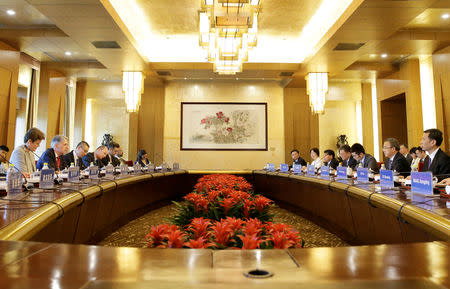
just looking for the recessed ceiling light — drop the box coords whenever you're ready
[6,9,15,16]
[184,77,187,80]
[65,51,72,56]
[236,78,239,80]
[442,13,449,19]
[381,53,388,58]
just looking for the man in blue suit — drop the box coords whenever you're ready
[36,135,69,171]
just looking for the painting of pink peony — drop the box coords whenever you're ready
[181,103,267,150]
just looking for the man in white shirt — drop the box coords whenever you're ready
[63,141,90,170]
[420,128,450,181]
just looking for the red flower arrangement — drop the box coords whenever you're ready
[146,174,304,250]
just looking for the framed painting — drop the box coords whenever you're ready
[181,102,268,150]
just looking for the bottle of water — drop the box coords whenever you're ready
[105,162,114,179]
[39,162,54,189]
[89,162,99,179]
[346,166,353,177]
[381,163,386,170]
[68,162,80,183]
[6,164,22,196]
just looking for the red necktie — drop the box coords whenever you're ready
[57,156,61,170]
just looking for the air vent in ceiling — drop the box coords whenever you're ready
[156,71,171,76]
[91,41,121,49]
[333,43,365,51]
[279,71,294,77]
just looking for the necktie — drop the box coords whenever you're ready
[77,158,81,168]
[57,156,61,170]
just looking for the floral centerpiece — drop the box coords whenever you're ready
[145,174,304,249]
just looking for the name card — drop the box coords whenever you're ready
[120,164,128,176]
[267,163,275,172]
[307,165,315,176]
[40,168,55,189]
[320,166,329,176]
[89,166,99,179]
[68,166,80,183]
[336,166,347,179]
[379,169,394,188]
[411,172,433,195]
[280,164,289,173]
[357,167,369,182]
[293,164,302,174]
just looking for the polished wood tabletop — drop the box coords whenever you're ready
[0,240,447,289]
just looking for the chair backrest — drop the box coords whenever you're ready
[377,162,384,169]
[125,160,133,166]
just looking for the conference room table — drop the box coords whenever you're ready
[0,169,448,288]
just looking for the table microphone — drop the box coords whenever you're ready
[0,155,34,191]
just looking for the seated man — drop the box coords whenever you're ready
[382,138,411,177]
[323,149,339,170]
[339,145,357,170]
[9,127,45,177]
[82,145,108,168]
[102,142,121,167]
[290,149,306,167]
[350,143,379,173]
[0,145,10,173]
[115,148,127,165]
[420,128,450,181]
[63,141,90,170]
[400,143,413,165]
[37,135,69,171]
[415,147,428,163]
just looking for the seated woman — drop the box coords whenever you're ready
[410,147,420,171]
[310,147,323,170]
[135,149,150,167]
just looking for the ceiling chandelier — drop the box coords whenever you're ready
[199,0,261,75]
[305,72,328,114]
[122,71,144,113]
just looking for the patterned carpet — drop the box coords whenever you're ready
[97,203,348,248]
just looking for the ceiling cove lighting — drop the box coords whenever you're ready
[305,72,328,114]
[122,71,144,113]
[442,13,449,19]
[199,0,261,74]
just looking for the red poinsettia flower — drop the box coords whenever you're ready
[254,195,273,212]
[207,190,220,202]
[242,199,253,218]
[211,221,233,246]
[187,217,212,239]
[166,229,186,248]
[184,192,209,212]
[239,234,263,249]
[184,237,216,249]
[219,197,238,215]
[269,231,296,249]
[243,218,263,236]
[145,224,169,247]
[223,217,245,232]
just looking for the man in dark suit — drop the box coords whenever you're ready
[383,138,411,177]
[420,128,450,181]
[400,144,413,165]
[323,149,339,170]
[63,141,90,170]
[351,143,379,173]
[290,149,307,167]
[339,145,357,169]
[102,142,121,167]
[82,146,108,168]
[37,135,69,171]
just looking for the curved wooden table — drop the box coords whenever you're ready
[0,170,448,288]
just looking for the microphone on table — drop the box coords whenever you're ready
[0,154,34,191]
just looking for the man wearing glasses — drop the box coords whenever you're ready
[63,141,90,170]
[382,138,411,177]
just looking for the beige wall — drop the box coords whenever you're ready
[85,80,131,160]
[318,82,361,159]
[164,81,285,170]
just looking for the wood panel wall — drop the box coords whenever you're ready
[137,85,165,165]
[283,88,319,163]
[74,80,87,144]
[361,82,374,154]
[432,46,450,152]
[0,41,20,151]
